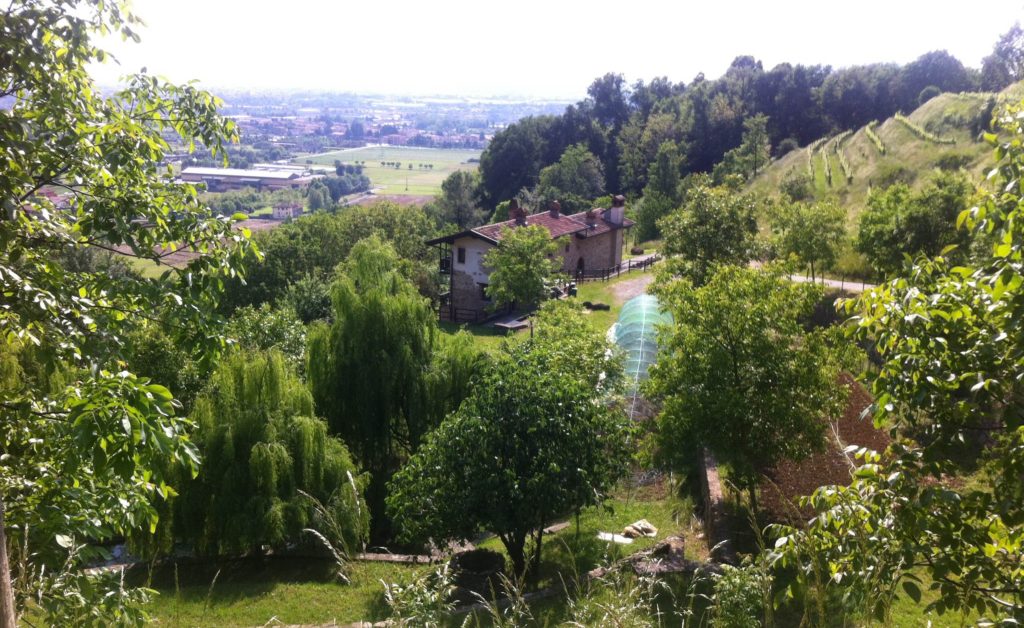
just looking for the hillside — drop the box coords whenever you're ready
[749,81,1024,223]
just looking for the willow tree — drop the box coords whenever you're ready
[308,236,482,539]
[176,350,367,557]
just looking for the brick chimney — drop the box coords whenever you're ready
[548,200,561,218]
[510,198,527,225]
[607,195,626,226]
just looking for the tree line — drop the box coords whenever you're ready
[477,27,1023,209]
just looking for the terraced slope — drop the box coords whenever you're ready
[749,81,1024,222]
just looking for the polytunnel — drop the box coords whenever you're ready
[612,294,672,396]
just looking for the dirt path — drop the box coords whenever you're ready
[610,272,656,304]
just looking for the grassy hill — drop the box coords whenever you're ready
[749,82,1024,224]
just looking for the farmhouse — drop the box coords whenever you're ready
[179,166,317,192]
[427,195,634,322]
[272,203,303,220]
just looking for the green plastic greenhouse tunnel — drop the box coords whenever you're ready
[612,294,672,412]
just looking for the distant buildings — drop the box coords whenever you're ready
[179,166,318,192]
[272,203,303,220]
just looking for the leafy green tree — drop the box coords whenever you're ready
[649,266,848,509]
[307,237,481,539]
[435,170,486,229]
[635,141,683,242]
[770,199,847,281]
[981,22,1024,91]
[856,171,973,276]
[176,350,367,557]
[484,225,562,310]
[658,184,760,286]
[123,325,203,414]
[713,114,771,182]
[0,2,257,623]
[617,111,690,194]
[225,303,306,373]
[220,201,439,313]
[537,143,606,213]
[387,304,631,577]
[772,103,1024,624]
[283,273,333,324]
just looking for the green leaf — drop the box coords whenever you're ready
[902,580,922,604]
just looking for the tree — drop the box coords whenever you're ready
[307,237,481,539]
[435,170,487,229]
[770,199,847,281]
[536,143,606,213]
[387,303,631,577]
[856,171,973,276]
[649,265,848,509]
[175,350,368,557]
[740,113,771,178]
[225,303,307,372]
[712,113,771,182]
[483,225,562,310]
[772,102,1024,624]
[981,23,1024,91]
[220,201,439,314]
[635,141,683,242]
[0,2,257,624]
[658,183,760,286]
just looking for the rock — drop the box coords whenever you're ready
[622,519,658,538]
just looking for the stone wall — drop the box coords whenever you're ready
[560,229,625,273]
[450,269,491,314]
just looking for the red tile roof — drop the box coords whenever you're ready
[428,209,633,246]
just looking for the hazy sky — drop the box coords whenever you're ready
[91,0,1024,99]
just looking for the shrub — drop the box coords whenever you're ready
[933,151,973,171]
[918,85,942,105]
[776,137,799,157]
[780,172,813,201]
[874,162,916,188]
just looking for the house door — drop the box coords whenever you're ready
[576,257,585,278]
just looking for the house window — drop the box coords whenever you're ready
[457,247,466,264]
[479,284,491,302]
[565,243,570,252]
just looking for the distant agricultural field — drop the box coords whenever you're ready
[294,145,482,197]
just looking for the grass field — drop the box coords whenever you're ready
[135,478,701,627]
[294,145,481,197]
[137,558,425,627]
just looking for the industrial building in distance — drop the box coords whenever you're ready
[178,165,319,192]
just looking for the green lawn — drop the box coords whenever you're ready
[573,268,655,334]
[136,557,426,627]
[294,146,481,197]
[127,257,169,279]
[134,478,701,627]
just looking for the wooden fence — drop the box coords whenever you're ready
[573,254,660,283]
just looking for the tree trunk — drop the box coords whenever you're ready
[529,525,544,583]
[748,484,759,519]
[502,531,527,580]
[0,500,17,628]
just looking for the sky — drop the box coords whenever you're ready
[91,0,1024,100]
